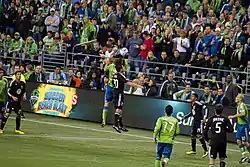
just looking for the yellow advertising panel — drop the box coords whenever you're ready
[31,84,78,117]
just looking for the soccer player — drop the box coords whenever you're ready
[228,94,250,163]
[0,71,26,134]
[101,58,116,127]
[153,105,180,167]
[182,93,209,158]
[112,64,142,133]
[203,104,234,167]
[0,68,8,131]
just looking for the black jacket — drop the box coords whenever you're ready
[159,80,178,99]
[146,86,158,97]
[28,72,46,83]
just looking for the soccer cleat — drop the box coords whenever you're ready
[113,125,121,133]
[202,151,209,158]
[120,127,128,132]
[239,157,248,164]
[248,157,250,163]
[15,130,25,135]
[101,123,105,128]
[0,129,3,134]
[186,151,197,155]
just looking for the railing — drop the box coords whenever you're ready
[0,43,249,94]
[66,52,249,93]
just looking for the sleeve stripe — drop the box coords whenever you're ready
[7,80,15,97]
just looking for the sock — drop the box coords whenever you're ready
[114,113,120,127]
[191,138,196,152]
[0,113,9,130]
[119,116,124,128]
[102,106,108,124]
[220,161,226,167]
[246,145,250,153]
[16,115,21,130]
[239,145,246,156]
[199,138,208,152]
[155,160,161,167]
[209,165,214,167]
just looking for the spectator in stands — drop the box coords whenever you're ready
[199,86,213,104]
[124,2,136,24]
[126,30,143,75]
[159,72,178,99]
[173,30,190,63]
[49,66,67,83]
[231,41,244,69]
[212,88,229,106]
[11,64,26,82]
[59,0,72,20]
[106,6,117,31]
[68,69,82,88]
[11,32,25,55]
[80,16,96,44]
[45,8,60,33]
[43,31,54,48]
[7,59,17,75]
[4,2,17,36]
[218,38,233,77]
[143,51,158,73]
[16,8,32,39]
[25,36,38,64]
[158,51,171,74]
[64,31,77,53]
[32,7,46,43]
[173,83,195,101]
[145,79,158,97]
[223,75,238,106]
[202,26,216,56]
[78,0,93,19]
[29,65,46,82]
[140,31,154,70]
[24,64,34,81]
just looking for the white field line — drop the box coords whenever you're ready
[1,134,151,143]
[9,117,239,153]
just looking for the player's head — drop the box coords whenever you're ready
[103,75,109,84]
[236,94,244,104]
[0,68,4,78]
[215,104,223,115]
[15,70,22,80]
[165,105,173,116]
[191,93,198,102]
[116,65,124,73]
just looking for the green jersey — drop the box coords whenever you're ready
[237,102,249,125]
[0,77,8,102]
[153,116,180,144]
[105,63,116,87]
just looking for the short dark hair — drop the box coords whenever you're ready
[116,65,123,72]
[15,70,21,75]
[192,93,198,99]
[165,105,173,116]
[215,104,223,115]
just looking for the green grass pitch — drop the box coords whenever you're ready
[0,113,248,167]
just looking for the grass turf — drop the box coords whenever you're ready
[0,113,248,167]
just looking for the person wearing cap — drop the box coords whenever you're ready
[10,32,25,54]
[32,7,46,43]
[44,8,60,33]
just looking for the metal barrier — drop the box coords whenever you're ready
[0,44,67,73]
[65,52,249,94]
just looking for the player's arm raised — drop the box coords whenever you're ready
[127,81,143,89]
[153,118,162,143]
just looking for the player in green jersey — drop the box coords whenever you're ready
[153,105,180,167]
[101,58,117,127]
[229,94,250,164]
[0,68,8,134]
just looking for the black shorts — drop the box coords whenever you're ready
[6,101,22,114]
[209,143,227,159]
[191,121,204,137]
[113,92,124,109]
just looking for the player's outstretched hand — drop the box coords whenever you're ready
[12,96,18,101]
[228,115,234,119]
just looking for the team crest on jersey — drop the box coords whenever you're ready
[17,89,21,95]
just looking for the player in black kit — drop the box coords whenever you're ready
[112,64,142,133]
[0,71,26,134]
[182,93,209,158]
[203,104,233,167]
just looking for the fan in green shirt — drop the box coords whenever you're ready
[153,105,180,167]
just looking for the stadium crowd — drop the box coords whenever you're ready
[0,0,250,106]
